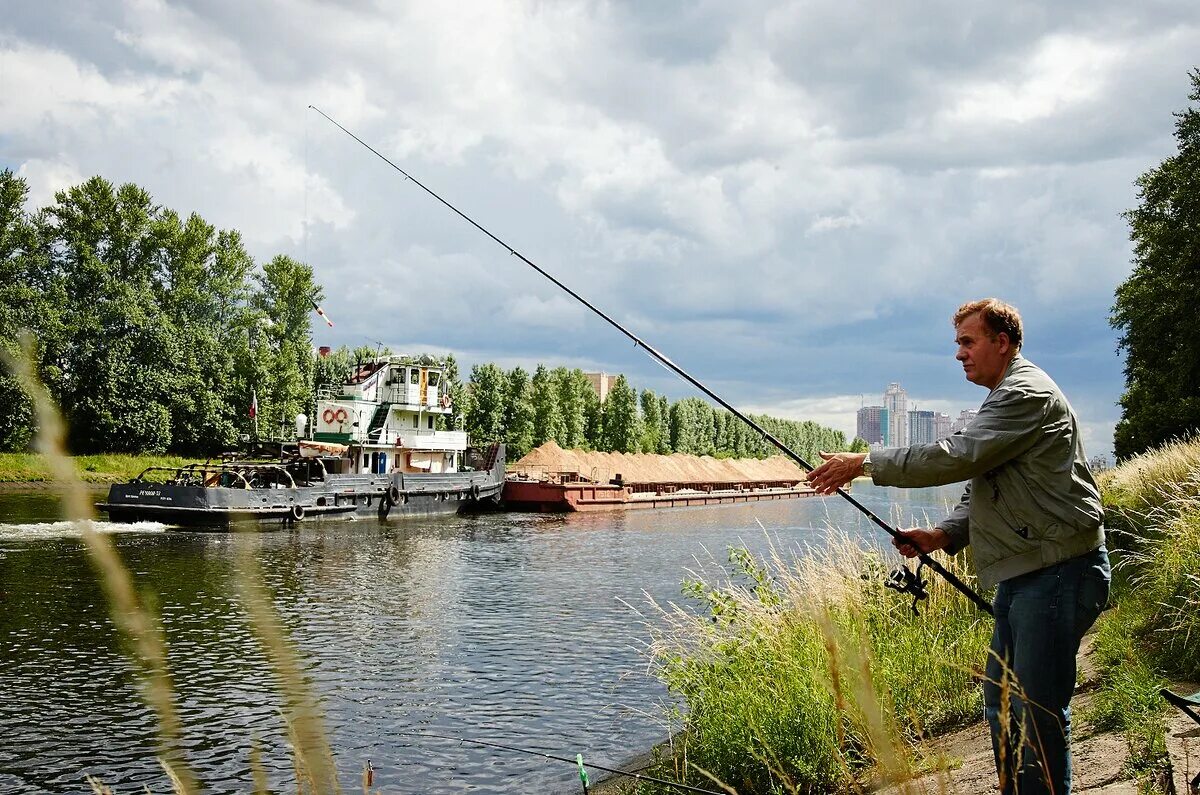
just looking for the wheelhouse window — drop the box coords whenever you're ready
[409,368,420,385]
[428,371,440,387]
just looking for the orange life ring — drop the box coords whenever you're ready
[439,394,452,409]
[334,408,348,423]
[322,408,336,424]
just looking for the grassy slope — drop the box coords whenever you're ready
[1084,438,1200,791]
[631,439,1200,794]
[0,452,205,483]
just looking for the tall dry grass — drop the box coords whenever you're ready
[1081,436,1200,792]
[641,534,991,793]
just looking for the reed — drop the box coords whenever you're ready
[1082,437,1200,792]
[642,533,991,793]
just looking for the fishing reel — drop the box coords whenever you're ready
[884,560,929,615]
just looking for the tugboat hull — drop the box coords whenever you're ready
[97,447,505,528]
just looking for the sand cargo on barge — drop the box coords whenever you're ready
[502,441,819,512]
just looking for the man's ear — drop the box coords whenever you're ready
[997,332,1012,355]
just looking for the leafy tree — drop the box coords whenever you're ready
[669,398,696,453]
[849,437,870,453]
[530,364,565,447]
[313,346,355,407]
[581,373,604,449]
[601,375,641,452]
[0,171,53,450]
[503,367,534,458]
[656,394,671,453]
[639,389,664,453]
[555,367,588,448]
[1111,70,1200,459]
[45,177,176,452]
[156,213,255,452]
[465,363,506,442]
[249,255,321,440]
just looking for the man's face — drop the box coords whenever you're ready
[955,312,1012,389]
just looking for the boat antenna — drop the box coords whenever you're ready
[307,105,992,617]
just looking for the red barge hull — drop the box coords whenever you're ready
[502,478,819,512]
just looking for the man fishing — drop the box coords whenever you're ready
[806,298,1110,795]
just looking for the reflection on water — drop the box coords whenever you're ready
[0,481,965,793]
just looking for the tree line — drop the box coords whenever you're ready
[454,363,849,463]
[0,171,320,453]
[0,170,848,461]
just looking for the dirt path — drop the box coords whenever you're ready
[883,635,1199,794]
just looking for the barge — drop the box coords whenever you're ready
[503,473,817,512]
[98,355,505,526]
[501,441,819,512]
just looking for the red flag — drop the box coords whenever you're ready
[249,389,258,419]
[311,299,335,328]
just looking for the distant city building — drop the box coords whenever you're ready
[908,410,937,445]
[584,372,616,403]
[856,405,886,445]
[883,383,908,447]
[934,412,953,440]
[951,409,978,434]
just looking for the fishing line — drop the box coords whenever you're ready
[307,105,992,617]
[394,729,726,795]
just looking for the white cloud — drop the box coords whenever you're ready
[946,35,1124,126]
[16,157,84,208]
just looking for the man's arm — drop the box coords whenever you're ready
[869,387,1049,488]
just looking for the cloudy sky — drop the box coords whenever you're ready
[3,1,1198,458]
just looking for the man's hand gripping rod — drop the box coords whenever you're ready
[309,105,994,618]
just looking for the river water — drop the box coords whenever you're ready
[0,482,963,794]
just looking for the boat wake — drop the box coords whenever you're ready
[0,520,172,539]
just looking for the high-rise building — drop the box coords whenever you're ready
[584,372,616,403]
[908,410,937,445]
[934,412,953,440]
[856,405,886,445]
[883,383,908,447]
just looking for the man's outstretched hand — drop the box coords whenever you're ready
[805,451,866,494]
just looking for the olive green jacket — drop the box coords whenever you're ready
[869,355,1104,590]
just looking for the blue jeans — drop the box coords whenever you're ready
[984,547,1110,795]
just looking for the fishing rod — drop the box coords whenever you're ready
[394,729,726,795]
[308,105,993,618]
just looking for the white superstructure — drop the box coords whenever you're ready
[313,356,466,474]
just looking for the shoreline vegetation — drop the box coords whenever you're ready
[0,452,205,485]
[598,437,1200,794]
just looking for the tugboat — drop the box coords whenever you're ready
[97,355,505,527]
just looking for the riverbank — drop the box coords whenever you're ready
[0,452,202,485]
[610,438,1200,794]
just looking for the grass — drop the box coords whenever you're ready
[639,536,992,793]
[0,452,205,483]
[1083,437,1200,793]
[627,439,1200,794]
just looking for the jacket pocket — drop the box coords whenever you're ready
[985,466,1043,541]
